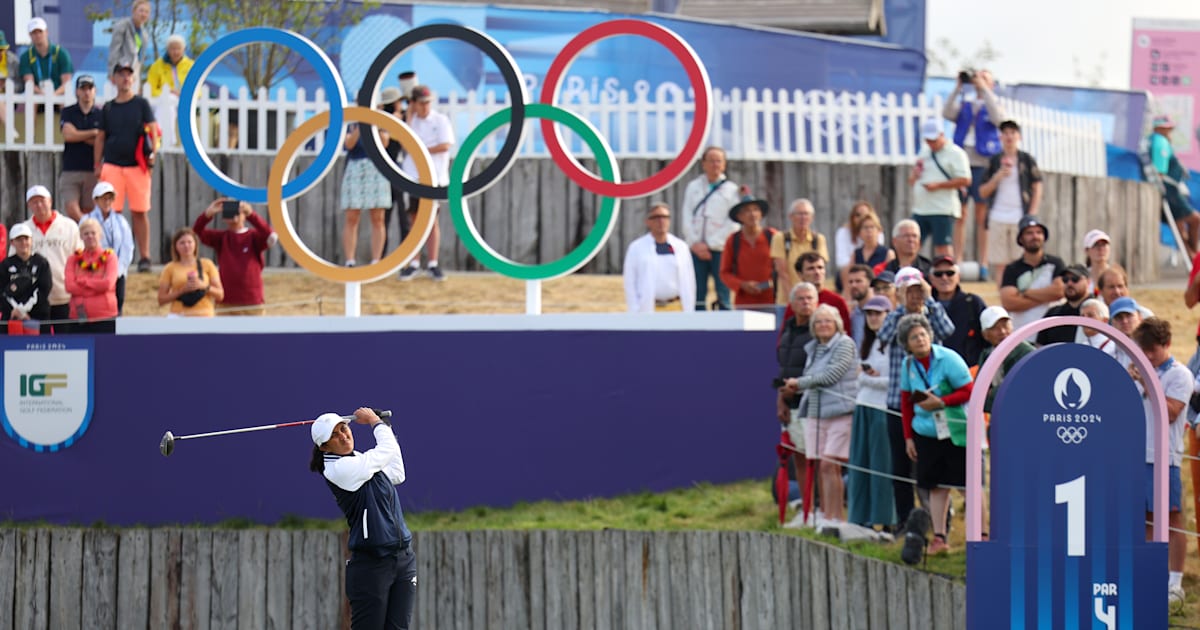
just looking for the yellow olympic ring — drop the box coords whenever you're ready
[267,106,437,283]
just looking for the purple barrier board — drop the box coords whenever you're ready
[0,330,777,525]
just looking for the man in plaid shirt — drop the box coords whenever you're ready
[876,267,955,529]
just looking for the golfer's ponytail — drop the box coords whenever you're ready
[309,445,325,473]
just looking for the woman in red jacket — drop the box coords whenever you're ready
[65,218,119,334]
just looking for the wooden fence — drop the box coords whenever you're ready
[0,152,1161,283]
[0,527,965,630]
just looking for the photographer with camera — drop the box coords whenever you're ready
[943,69,1006,277]
[193,198,276,316]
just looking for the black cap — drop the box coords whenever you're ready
[1016,215,1049,245]
[1059,263,1089,279]
[76,74,95,88]
[728,195,768,223]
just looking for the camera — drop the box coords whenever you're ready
[958,69,975,84]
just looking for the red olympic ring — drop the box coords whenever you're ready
[539,19,713,199]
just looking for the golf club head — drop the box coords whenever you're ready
[160,431,175,457]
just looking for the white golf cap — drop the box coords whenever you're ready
[980,305,1011,331]
[9,223,32,241]
[92,181,116,199]
[921,118,943,140]
[25,185,51,202]
[27,17,47,33]
[311,413,349,446]
[894,266,923,289]
[1082,229,1110,249]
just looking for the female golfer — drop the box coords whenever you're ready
[310,407,416,628]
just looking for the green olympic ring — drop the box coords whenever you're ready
[447,103,620,281]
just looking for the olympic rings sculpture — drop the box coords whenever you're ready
[178,20,712,283]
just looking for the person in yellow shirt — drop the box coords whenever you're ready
[146,35,192,97]
[771,198,829,304]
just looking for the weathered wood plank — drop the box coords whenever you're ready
[483,530,505,629]
[906,571,934,628]
[885,560,910,630]
[718,530,740,630]
[180,530,213,630]
[148,529,181,630]
[48,529,82,630]
[289,530,316,630]
[14,529,49,630]
[208,530,239,630]
[466,530,488,630]
[81,530,118,630]
[264,530,291,630]
[236,530,266,630]
[595,530,617,630]
[770,532,793,630]
[845,553,869,630]
[502,531,530,629]
[792,535,811,630]
[576,530,596,630]
[117,529,151,630]
[667,532,690,630]
[309,531,342,630]
[0,529,16,630]
[827,542,849,629]
[867,557,891,629]
[809,542,831,630]
[931,575,957,630]
[529,530,547,630]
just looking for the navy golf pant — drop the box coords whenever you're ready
[346,545,417,630]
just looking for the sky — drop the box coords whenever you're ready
[926,0,1200,90]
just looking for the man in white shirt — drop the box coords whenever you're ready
[978,120,1043,281]
[908,119,971,259]
[399,85,455,282]
[680,146,741,310]
[622,204,695,313]
[21,185,81,333]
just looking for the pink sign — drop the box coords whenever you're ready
[1132,19,1200,170]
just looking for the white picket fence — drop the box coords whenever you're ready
[0,79,1107,176]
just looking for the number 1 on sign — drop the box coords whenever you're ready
[1055,475,1086,557]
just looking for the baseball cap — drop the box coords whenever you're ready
[1082,229,1110,249]
[310,413,349,447]
[92,181,115,199]
[113,58,136,73]
[895,266,923,288]
[410,85,433,103]
[931,254,956,267]
[0,30,9,49]
[1109,297,1141,319]
[1152,114,1176,129]
[379,87,403,106]
[76,74,96,89]
[1058,263,1089,279]
[980,306,1011,331]
[27,17,47,34]
[9,223,32,241]
[863,295,892,312]
[871,270,896,286]
[921,118,943,140]
[25,185,51,202]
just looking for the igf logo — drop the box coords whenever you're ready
[20,374,67,397]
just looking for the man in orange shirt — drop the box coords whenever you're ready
[719,196,774,308]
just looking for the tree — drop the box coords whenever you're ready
[185,0,375,93]
[89,0,376,92]
[927,37,1002,77]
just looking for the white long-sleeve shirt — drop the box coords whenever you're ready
[623,232,696,313]
[680,174,740,250]
[323,423,406,492]
[25,214,81,307]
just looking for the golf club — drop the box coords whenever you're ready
[160,408,392,457]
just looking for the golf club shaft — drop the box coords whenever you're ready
[172,419,318,442]
[173,409,391,442]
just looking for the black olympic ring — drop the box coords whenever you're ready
[1056,426,1088,445]
[356,23,529,200]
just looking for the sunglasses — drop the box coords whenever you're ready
[1062,274,1084,283]
[647,215,670,220]
[931,270,956,278]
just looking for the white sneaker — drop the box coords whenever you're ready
[1169,584,1185,611]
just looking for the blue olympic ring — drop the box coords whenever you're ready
[177,28,347,203]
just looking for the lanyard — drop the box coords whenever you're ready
[910,354,935,391]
